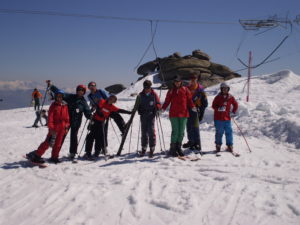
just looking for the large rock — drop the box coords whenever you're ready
[137,50,241,88]
[192,49,211,61]
[105,84,126,94]
[160,58,211,72]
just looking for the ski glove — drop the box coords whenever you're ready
[191,107,198,112]
[230,112,237,118]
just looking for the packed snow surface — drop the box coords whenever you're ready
[0,70,300,225]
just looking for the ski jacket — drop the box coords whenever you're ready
[32,90,42,99]
[94,99,119,121]
[162,86,195,118]
[138,89,161,116]
[88,89,110,107]
[50,85,92,128]
[47,101,70,132]
[212,93,238,121]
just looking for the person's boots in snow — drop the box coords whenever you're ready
[182,141,191,149]
[226,145,233,152]
[168,143,178,157]
[48,157,61,164]
[176,142,184,157]
[216,144,221,153]
[26,151,45,163]
[148,147,155,158]
[139,146,147,157]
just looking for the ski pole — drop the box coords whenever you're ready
[232,118,252,153]
[157,114,166,151]
[110,118,120,144]
[195,110,202,152]
[128,117,134,154]
[78,118,89,144]
[156,115,163,153]
[136,118,141,153]
[102,120,108,161]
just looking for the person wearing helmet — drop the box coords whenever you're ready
[137,80,161,158]
[26,90,70,164]
[212,82,238,153]
[46,80,92,159]
[162,75,196,157]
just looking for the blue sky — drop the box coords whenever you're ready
[0,0,299,89]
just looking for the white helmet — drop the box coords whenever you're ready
[220,82,230,89]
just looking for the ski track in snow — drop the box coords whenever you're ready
[0,70,300,225]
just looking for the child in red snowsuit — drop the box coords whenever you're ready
[26,90,70,164]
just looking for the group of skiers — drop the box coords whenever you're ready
[25,74,238,164]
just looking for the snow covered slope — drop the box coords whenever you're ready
[0,70,299,225]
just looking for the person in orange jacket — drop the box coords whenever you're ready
[84,95,131,159]
[32,88,43,111]
[26,90,70,164]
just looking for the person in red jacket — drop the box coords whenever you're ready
[84,95,131,159]
[212,82,238,153]
[26,90,70,164]
[162,76,196,157]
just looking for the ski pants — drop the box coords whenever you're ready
[214,120,233,146]
[69,125,80,155]
[140,114,156,148]
[36,130,65,159]
[85,120,106,155]
[34,98,40,111]
[110,111,126,133]
[170,117,188,144]
[186,109,200,146]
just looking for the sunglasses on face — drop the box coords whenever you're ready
[77,89,85,92]
[89,84,96,88]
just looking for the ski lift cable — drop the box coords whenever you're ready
[0,8,237,25]
[236,22,293,69]
[133,20,158,71]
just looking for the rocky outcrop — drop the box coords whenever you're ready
[105,84,126,94]
[137,50,241,88]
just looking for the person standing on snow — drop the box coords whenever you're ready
[31,88,42,111]
[162,76,196,157]
[137,80,161,158]
[87,81,127,134]
[46,80,92,159]
[212,82,238,153]
[84,95,131,159]
[183,74,208,151]
[26,90,70,164]
[32,109,48,128]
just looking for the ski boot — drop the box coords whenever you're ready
[182,141,191,148]
[48,157,61,164]
[83,152,93,160]
[26,151,45,163]
[176,142,184,157]
[148,147,155,158]
[139,147,147,157]
[216,144,221,153]
[226,145,233,152]
[69,153,76,160]
[168,143,178,157]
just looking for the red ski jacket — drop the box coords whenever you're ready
[212,93,238,121]
[162,86,195,118]
[48,101,70,132]
[94,99,119,121]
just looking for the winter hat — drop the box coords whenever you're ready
[76,84,87,94]
[143,80,152,89]
[173,75,182,82]
[55,90,64,99]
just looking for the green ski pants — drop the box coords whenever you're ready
[170,117,188,143]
